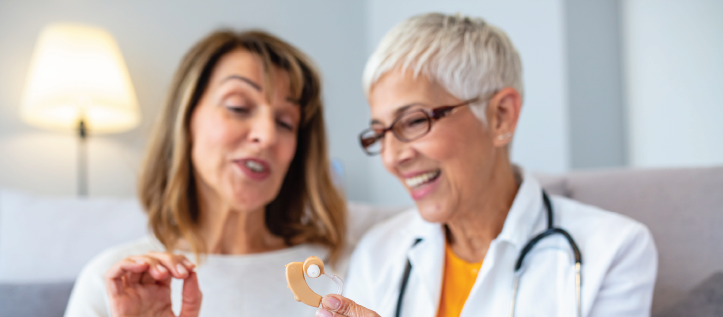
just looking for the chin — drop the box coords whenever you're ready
[414,199,452,224]
[228,188,271,212]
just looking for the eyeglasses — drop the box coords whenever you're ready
[359,98,479,155]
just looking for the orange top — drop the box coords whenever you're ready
[437,243,483,317]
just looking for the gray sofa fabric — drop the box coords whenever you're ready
[653,272,723,317]
[537,166,723,315]
[1,167,720,316]
[0,281,74,317]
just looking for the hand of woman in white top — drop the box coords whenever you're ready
[104,251,202,317]
[317,295,380,317]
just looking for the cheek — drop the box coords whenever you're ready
[190,109,243,173]
[196,110,243,149]
[414,132,464,162]
[417,124,493,182]
[277,134,298,171]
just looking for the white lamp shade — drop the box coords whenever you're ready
[21,23,140,133]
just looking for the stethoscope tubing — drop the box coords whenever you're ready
[396,191,583,317]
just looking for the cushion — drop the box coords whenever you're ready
[654,272,723,317]
[0,189,148,282]
[0,281,75,317]
[559,167,723,313]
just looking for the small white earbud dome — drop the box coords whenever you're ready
[307,264,321,278]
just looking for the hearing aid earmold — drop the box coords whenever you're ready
[285,256,344,307]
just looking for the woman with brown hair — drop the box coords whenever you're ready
[64,29,346,317]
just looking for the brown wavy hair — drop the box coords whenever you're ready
[138,30,347,264]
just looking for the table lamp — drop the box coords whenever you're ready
[20,23,140,196]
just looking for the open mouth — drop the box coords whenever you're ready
[236,158,271,181]
[244,160,266,173]
[404,170,441,188]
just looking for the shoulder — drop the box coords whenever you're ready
[552,195,654,245]
[345,209,422,309]
[545,196,657,314]
[346,209,424,283]
[353,208,422,257]
[550,195,657,282]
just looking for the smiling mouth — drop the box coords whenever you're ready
[244,160,266,173]
[404,170,441,188]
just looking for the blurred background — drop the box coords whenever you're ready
[0,0,721,206]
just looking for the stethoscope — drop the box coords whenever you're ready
[395,191,583,317]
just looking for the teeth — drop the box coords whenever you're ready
[404,171,440,188]
[245,160,265,173]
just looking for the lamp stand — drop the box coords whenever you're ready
[77,119,88,197]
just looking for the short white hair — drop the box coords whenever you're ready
[363,13,524,123]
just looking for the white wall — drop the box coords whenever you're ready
[365,0,570,206]
[9,0,717,206]
[0,0,371,200]
[566,0,627,169]
[622,0,723,168]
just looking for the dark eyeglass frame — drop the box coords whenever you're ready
[359,97,479,155]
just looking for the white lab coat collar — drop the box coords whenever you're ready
[400,167,546,316]
[495,167,546,249]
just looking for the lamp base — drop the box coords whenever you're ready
[77,119,88,197]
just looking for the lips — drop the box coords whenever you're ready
[235,158,271,181]
[402,170,442,200]
[404,170,441,188]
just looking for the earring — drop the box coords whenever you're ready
[497,132,512,140]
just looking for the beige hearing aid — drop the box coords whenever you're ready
[285,256,344,307]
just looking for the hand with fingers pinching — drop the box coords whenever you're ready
[103,251,202,317]
[316,295,380,317]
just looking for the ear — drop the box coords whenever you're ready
[487,87,522,148]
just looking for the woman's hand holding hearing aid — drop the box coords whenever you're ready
[104,251,202,317]
[317,295,381,317]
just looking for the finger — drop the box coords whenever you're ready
[316,308,367,317]
[104,258,149,296]
[320,295,380,317]
[146,252,193,279]
[106,258,149,279]
[128,271,143,285]
[152,253,196,271]
[127,255,171,280]
[140,271,156,285]
[179,272,202,317]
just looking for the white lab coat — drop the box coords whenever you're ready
[345,170,657,317]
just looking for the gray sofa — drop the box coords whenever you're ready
[537,166,723,316]
[1,166,721,316]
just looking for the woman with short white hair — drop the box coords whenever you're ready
[316,13,657,317]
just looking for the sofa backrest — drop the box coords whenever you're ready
[537,166,723,314]
[2,166,720,315]
[0,190,148,282]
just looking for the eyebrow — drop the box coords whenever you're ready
[222,75,262,91]
[369,103,420,125]
[222,75,301,105]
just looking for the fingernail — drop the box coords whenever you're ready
[156,264,167,273]
[176,264,188,276]
[316,309,332,317]
[322,296,341,310]
[183,259,196,269]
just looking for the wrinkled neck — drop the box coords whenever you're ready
[444,159,520,263]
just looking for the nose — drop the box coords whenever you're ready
[247,111,277,148]
[381,133,414,171]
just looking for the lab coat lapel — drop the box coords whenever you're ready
[461,169,547,316]
[405,221,446,317]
